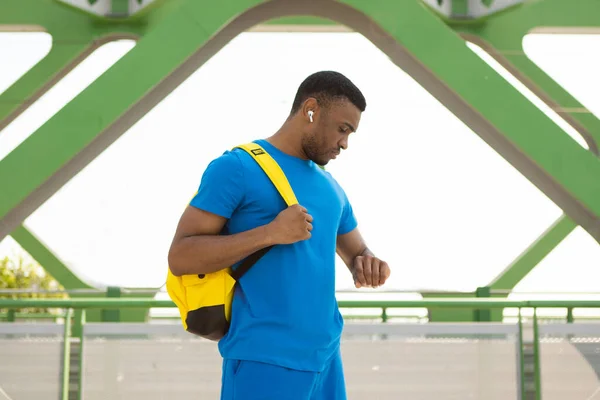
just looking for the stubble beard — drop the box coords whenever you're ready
[302,132,330,166]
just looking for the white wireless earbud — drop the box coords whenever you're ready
[308,110,314,123]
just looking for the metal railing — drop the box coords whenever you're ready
[2,298,600,400]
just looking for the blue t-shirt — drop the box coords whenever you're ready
[189,139,357,372]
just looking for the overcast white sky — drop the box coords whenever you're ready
[0,30,599,298]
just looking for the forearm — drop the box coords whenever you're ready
[168,225,273,276]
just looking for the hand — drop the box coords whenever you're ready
[266,204,313,245]
[351,255,390,288]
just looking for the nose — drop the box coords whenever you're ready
[339,137,348,150]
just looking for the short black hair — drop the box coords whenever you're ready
[290,71,366,115]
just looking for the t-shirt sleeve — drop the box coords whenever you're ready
[338,187,358,236]
[189,151,245,219]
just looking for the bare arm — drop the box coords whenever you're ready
[336,228,390,288]
[336,228,369,270]
[167,206,274,276]
[168,204,312,277]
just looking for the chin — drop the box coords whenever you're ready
[308,154,328,166]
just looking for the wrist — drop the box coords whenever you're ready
[261,223,278,247]
[359,247,374,257]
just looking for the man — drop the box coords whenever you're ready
[168,71,391,399]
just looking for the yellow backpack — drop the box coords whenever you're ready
[166,142,298,341]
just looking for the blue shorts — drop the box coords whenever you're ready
[220,349,346,400]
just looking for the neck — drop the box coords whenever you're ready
[266,119,309,160]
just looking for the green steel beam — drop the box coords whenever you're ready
[517,311,526,399]
[452,0,469,18]
[421,291,479,322]
[263,16,339,26]
[454,0,600,153]
[60,308,73,400]
[111,0,129,16]
[10,225,91,289]
[102,285,121,322]
[0,40,91,132]
[0,0,184,130]
[75,310,85,400]
[533,309,541,399]
[0,0,142,129]
[10,225,155,323]
[55,0,176,21]
[489,215,577,290]
[6,297,600,309]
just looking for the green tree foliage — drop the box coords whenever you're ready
[0,249,66,315]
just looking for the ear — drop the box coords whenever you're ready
[302,97,319,123]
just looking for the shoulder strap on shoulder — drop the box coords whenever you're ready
[234,142,298,206]
[229,142,297,281]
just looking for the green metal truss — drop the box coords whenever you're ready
[0,38,88,132]
[0,0,185,130]
[422,0,526,20]
[10,225,91,290]
[442,0,600,300]
[10,225,155,323]
[4,0,598,242]
[453,0,600,154]
[1,0,599,322]
[56,0,171,20]
[418,0,600,314]
[489,214,577,291]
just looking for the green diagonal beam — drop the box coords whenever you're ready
[11,224,157,323]
[1,4,83,128]
[0,0,180,130]
[0,42,90,131]
[10,225,91,289]
[0,0,136,129]
[454,0,600,152]
[489,215,577,290]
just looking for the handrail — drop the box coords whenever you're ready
[4,297,599,400]
[2,297,600,309]
[0,288,159,295]
[4,288,600,295]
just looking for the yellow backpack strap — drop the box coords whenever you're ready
[234,142,298,206]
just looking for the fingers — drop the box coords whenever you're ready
[303,207,312,238]
[353,256,391,289]
[353,257,366,288]
[293,204,313,223]
[299,205,313,231]
[379,262,390,286]
[293,204,307,213]
[363,257,373,287]
[371,258,380,288]
[302,207,313,233]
